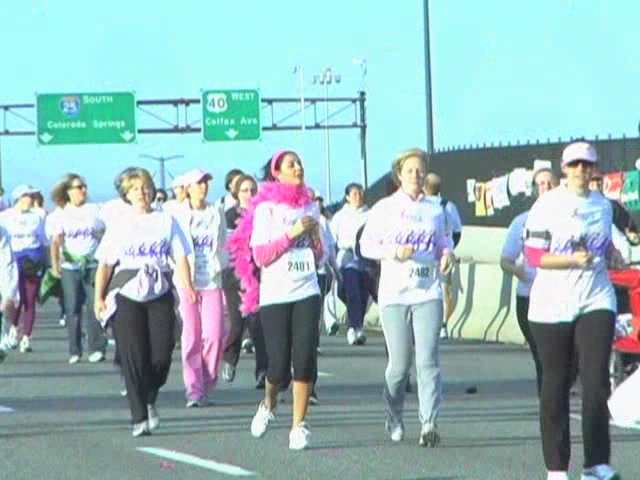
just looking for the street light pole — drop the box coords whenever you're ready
[138,154,184,190]
[353,59,368,188]
[313,67,341,204]
[423,0,435,154]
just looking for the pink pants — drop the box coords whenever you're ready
[177,288,225,401]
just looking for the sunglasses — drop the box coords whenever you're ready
[68,184,87,190]
[239,187,257,193]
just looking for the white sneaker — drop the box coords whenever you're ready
[147,404,159,431]
[8,326,19,349]
[581,464,621,480]
[440,325,449,339]
[186,399,201,408]
[132,421,150,437]
[347,328,357,345]
[355,329,367,345]
[68,355,81,365]
[547,472,570,480]
[19,336,32,353]
[250,402,274,438]
[222,362,236,382]
[289,422,311,450]
[59,316,66,327]
[419,424,440,447]
[385,418,404,442]
[241,338,254,354]
[88,351,105,363]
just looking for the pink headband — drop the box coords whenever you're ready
[270,150,288,178]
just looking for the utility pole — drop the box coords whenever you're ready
[138,154,184,190]
[424,0,435,154]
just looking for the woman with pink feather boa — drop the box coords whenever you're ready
[227,151,326,451]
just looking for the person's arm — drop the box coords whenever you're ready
[216,209,229,270]
[0,229,19,310]
[51,233,63,277]
[94,262,114,321]
[500,215,528,280]
[174,255,196,303]
[252,218,311,267]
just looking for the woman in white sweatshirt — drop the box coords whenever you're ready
[172,168,228,407]
[360,148,454,447]
[330,183,374,345]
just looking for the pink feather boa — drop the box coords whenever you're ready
[226,181,314,315]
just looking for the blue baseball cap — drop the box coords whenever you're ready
[12,184,39,201]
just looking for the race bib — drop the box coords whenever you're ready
[404,259,436,289]
[281,248,315,281]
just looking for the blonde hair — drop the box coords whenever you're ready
[116,167,155,203]
[391,148,429,186]
[51,173,85,208]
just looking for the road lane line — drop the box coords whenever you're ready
[317,371,333,378]
[570,413,640,431]
[0,405,14,413]
[137,447,256,476]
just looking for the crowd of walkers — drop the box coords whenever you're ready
[0,141,627,479]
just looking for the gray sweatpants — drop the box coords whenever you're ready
[381,299,443,429]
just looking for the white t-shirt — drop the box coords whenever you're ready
[360,190,450,307]
[330,204,368,270]
[52,203,105,269]
[250,201,320,306]
[100,198,131,230]
[501,211,536,297]
[525,187,616,323]
[190,208,224,289]
[95,210,191,273]
[0,208,47,254]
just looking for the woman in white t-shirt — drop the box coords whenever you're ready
[500,168,558,396]
[360,148,454,447]
[227,150,325,451]
[94,167,195,437]
[524,142,623,480]
[172,168,228,407]
[0,184,48,353]
[50,174,107,365]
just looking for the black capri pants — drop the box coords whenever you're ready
[260,294,321,385]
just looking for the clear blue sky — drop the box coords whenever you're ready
[1,0,639,205]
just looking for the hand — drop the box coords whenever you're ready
[94,298,106,321]
[395,245,415,261]
[625,230,640,246]
[570,250,593,269]
[0,299,16,315]
[440,251,455,275]
[288,216,318,240]
[185,287,198,304]
[52,264,62,278]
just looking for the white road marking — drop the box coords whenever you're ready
[137,447,256,476]
[569,413,640,431]
[317,371,333,378]
[0,405,14,413]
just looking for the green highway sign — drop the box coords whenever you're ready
[36,92,137,145]
[202,89,261,142]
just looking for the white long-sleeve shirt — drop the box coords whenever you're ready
[330,203,369,270]
[360,190,451,307]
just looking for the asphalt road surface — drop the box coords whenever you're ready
[1,304,638,479]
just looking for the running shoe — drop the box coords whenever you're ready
[68,355,81,365]
[132,421,150,437]
[385,418,404,442]
[241,338,254,354]
[419,424,440,447]
[546,472,569,480]
[439,325,449,339]
[581,464,621,480]
[222,362,236,382]
[255,372,266,390]
[186,399,201,408]
[59,315,66,327]
[347,327,357,345]
[19,336,32,353]
[8,326,18,349]
[147,404,159,431]
[354,328,367,345]
[289,422,311,450]
[250,401,274,438]
[88,351,105,363]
